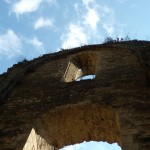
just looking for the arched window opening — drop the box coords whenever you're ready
[63,52,98,82]
[60,141,122,150]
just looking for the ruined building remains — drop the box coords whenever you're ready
[0,41,150,150]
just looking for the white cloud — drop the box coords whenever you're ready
[16,34,45,56]
[34,18,53,29]
[61,0,127,49]
[83,0,127,38]
[0,29,22,58]
[10,0,57,16]
[61,23,88,49]
[82,0,95,7]
[61,0,101,48]
[103,23,114,36]
[30,37,44,50]
[84,8,100,31]
[82,0,100,31]
[0,29,45,60]
[11,0,43,15]
[102,5,113,14]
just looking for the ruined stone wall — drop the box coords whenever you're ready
[23,128,54,150]
[35,105,121,149]
[0,41,150,150]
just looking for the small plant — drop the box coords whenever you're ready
[124,35,130,41]
[103,35,131,44]
[104,37,114,43]
[16,56,27,64]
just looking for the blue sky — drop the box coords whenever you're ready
[0,0,150,74]
[0,0,149,149]
[60,141,121,150]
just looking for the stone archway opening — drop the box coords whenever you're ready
[63,52,98,82]
[60,141,122,150]
[22,104,122,150]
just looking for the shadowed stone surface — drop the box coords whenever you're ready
[0,40,150,150]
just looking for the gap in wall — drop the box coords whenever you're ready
[76,74,96,81]
[60,141,122,150]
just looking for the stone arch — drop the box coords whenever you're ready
[23,104,122,150]
[0,41,150,150]
[63,51,99,82]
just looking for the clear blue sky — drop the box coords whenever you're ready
[0,0,149,149]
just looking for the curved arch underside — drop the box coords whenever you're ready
[23,104,121,150]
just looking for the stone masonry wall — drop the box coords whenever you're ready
[34,105,121,149]
[0,41,150,150]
